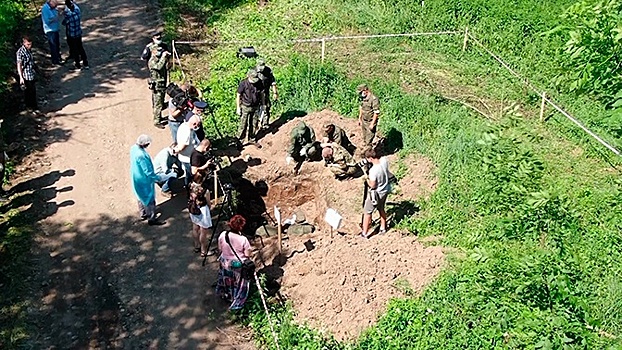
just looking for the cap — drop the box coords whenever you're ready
[356,84,368,92]
[193,101,207,109]
[322,146,333,158]
[151,31,162,38]
[136,134,152,146]
[247,69,259,83]
[256,58,266,70]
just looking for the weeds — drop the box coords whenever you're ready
[161,0,622,348]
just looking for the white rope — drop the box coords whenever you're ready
[253,272,281,350]
[467,33,621,156]
[173,30,461,45]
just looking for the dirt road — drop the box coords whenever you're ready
[19,0,253,348]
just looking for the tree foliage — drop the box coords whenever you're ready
[551,0,622,105]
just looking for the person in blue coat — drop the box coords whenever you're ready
[130,134,168,225]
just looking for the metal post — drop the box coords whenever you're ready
[462,27,469,51]
[213,170,218,204]
[321,38,326,63]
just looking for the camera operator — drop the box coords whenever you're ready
[360,148,391,238]
[190,139,216,177]
[167,83,198,142]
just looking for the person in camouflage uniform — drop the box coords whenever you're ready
[147,45,170,128]
[256,58,278,129]
[321,123,356,155]
[286,121,317,165]
[322,143,358,179]
[357,84,380,149]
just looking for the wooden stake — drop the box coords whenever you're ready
[277,221,282,254]
[321,38,326,63]
[539,92,547,122]
[213,169,218,204]
[462,27,469,51]
[171,40,176,69]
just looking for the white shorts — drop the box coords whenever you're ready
[190,205,212,229]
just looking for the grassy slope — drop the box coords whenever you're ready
[0,1,38,349]
[162,0,622,348]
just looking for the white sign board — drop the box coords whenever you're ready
[324,208,342,230]
[274,206,281,225]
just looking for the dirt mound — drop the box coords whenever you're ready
[229,110,443,340]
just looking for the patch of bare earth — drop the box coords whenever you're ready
[230,110,444,340]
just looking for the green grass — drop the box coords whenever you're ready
[161,0,622,348]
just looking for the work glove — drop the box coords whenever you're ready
[286,156,294,165]
[299,147,307,157]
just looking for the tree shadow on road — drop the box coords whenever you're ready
[28,206,252,349]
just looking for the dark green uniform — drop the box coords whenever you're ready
[325,143,357,177]
[322,125,355,154]
[148,48,168,126]
[359,92,380,148]
[287,121,316,162]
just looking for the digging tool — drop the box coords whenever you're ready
[358,162,370,229]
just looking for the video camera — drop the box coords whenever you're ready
[358,158,372,173]
[166,83,194,113]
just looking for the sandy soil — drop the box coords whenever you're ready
[228,110,444,340]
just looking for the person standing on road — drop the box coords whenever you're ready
[216,214,252,310]
[130,134,166,226]
[16,36,38,110]
[141,31,169,62]
[236,68,264,144]
[175,115,201,188]
[41,0,63,65]
[190,139,214,177]
[184,100,207,141]
[357,84,380,150]
[62,0,89,70]
[256,58,278,129]
[147,43,170,128]
[153,142,182,196]
[188,172,212,257]
[361,148,391,238]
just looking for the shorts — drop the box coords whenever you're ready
[190,205,212,228]
[363,190,388,214]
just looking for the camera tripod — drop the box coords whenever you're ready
[202,171,236,266]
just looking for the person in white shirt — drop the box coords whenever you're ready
[174,115,201,187]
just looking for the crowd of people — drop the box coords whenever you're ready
[15,0,89,111]
[16,19,392,310]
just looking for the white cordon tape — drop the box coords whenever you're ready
[174,31,461,45]
[467,33,621,156]
[254,272,281,350]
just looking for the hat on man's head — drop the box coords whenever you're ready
[323,123,334,131]
[356,84,368,92]
[322,146,333,159]
[193,101,207,110]
[247,69,259,83]
[151,31,163,38]
[256,58,266,71]
[136,134,152,147]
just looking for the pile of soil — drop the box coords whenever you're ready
[226,110,444,340]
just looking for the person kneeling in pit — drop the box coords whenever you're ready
[322,123,356,155]
[322,143,358,179]
[286,121,320,170]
